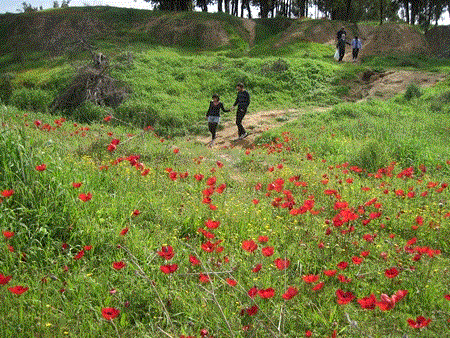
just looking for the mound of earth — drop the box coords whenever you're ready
[344,70,445,101]
[273,19,429,58]
[425,25,450,58]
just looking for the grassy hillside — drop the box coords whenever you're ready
[1,10,450,336]
[1,77,450,337]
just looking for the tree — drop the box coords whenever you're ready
[149,0,192,11]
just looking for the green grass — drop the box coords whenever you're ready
[1,9,450,337]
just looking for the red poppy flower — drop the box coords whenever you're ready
[242,240,258,253]
[71,182,82,188]
[157,246,174,260]
[73,250,85,260]
[258,236,269,243]
[132,209,140,217]
[357,294,376,310]
[274,258,290,270]
[34,120,42,127]
[407,316,431,329]
[112,261,126,270]
[323,269,337,276]
[0,273,12,285]
[312,282,324,291]
[226,278,237,286]
[337,261,348,270]
[252,263,262,273]
[258,287,275,299]
[216,183,226,194]
[445,294,450,301]
[248,287,258,298]
[302,274,319,283]
[101,307,120,320]
[2,231,14,239]
[261,246,274,257]
[78,193,92,202]
[338,274,352,283]
[83,245,92,251]
[305,330,312,337]
[189,255,201,266]
[204,219,220,229]
[199,273,210,283]
[8,285,28,295]
[209,204,217,210]
[246,305,258,316]
[336,289,355,304]
[352,256,363,265]
[7,244,14,252]
[35,164,47,171]
[160,264,178,274]
[282,286,298,300]
[194,174,204,181]
[206,176,217,186]
[104,115,112,122]
[120,227,129,236]
[173,148,179,154]
[1,190,14,198]
[384,267,399,279]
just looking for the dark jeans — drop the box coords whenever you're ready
[208,122,218,139]
[338,48,345,62]
[236,108,247,137]
[352,48,360,60]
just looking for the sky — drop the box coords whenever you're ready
[1,0,450,25]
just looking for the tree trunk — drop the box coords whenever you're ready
[379,0,383,25]
[345,0,352,21]
[224,0,229,14]
[404,0,409,24]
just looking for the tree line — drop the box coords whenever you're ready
[18,0,450,29]
[149,0,450,28]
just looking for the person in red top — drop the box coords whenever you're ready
[206,94,230,146]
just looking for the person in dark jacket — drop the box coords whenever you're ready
[337,27,347,41]
[337,33,351,62]
[233,83,250,139]
[206,94,230,146]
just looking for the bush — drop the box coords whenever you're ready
[0,73,13,104]
[349,140,389,173]
[404,83,423,101]
[71,102,112,124]
[10,88,52,112]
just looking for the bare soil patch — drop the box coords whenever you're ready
[345,70,446,101]
[195,107,327,149]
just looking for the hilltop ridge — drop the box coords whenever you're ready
[0,6,439,59]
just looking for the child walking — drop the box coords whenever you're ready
[206,94,230,146]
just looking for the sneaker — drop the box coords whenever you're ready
[239,132,248,139]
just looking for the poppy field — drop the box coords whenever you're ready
[1,92,450,338]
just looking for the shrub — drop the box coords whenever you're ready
[349,140,389,173]
[71,102,112,124]
[0,73,13,104]
[10,88,52,112]
[404,83,423,101]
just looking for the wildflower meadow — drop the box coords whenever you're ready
[1,96,450,338]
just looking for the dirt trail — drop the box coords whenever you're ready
[196,107,327,149]
[196,70,446,149]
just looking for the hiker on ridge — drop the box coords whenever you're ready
[232,83,250,140]
[351,36,362,61]
[337,31,351,62]
[206,94,230,147]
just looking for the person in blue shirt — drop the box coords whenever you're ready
[206,94,230,146]
[232,83,250,139]
[351,36,362,61]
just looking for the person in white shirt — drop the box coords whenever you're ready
[351,36,362,61]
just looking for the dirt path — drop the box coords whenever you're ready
[196,70,446,149]
[196,107,328,149]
